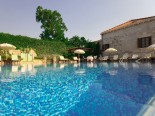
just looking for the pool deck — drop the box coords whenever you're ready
[136,96,155,116]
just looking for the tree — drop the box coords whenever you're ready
[85,42,100,56]
[36,6,67,41]
[69,36,88,47]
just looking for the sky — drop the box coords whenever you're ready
[0,0,155,41]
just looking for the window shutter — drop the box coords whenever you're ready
[137,38,141,48]
[107,44,110,49]
[149,37,152,45]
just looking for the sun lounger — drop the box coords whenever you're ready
[93,56,97,61]
[131,54,139,60]
[128,54,139,61]
[144,53,151,59]
[87,56,94,62]
[136,53,151,62]
[99,56,109,61]
[59,56,68,63]
[119,53,129,62]
[73,57,78,60]
[112,55,119,61]
[72,57,79,63]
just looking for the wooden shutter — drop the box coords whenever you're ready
[137,38,141,48]
[148,37,152,45]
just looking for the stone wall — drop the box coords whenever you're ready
[100,19,155,57]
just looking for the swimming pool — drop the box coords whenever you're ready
[0,62,155,115]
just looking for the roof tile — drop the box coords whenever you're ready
[101,16,155,34]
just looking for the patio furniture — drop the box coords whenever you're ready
[119,53,129,62]
[73,56,78,61]
[59,56,68,63]
[131,54,139,59]
[136,53,151,62]
[99,56,109,61]
[87,56,94,62]
[111,55,119,61]
[128,54,139,61]
[93,56,97,61]
[144,53,152,60]
[73,56,79,63]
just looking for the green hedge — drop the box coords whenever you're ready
[0,33,67,57]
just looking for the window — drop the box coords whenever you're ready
[102,44,110,51]
[137,36,152,48]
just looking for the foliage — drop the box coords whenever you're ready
[68,36,88,47]
[51,54,60,62]
[85,42,100,56]
[1,51,11,60]
[0,32,67,57]
[34,56,43,60]
[36,6,67,41]
[35,6,100,58]
[65,35,100,58]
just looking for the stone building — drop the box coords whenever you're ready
[100,16,155,56]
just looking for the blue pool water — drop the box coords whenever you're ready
[0,63,155,115]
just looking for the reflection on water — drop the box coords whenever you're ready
[145,62,152,69]
[113,62,118,68]
[0,64,38,82]
[21,64,27,73]
[21,64,37,76]
[12,65,18,72]
[73,63,80,67]
[106,70,117,76]
[138,74,153,85]
[95,62,155,115]
[59,63,65,69]
[87,62,94,68]
[101,62,109,67]
[0,63,98,115]
[0,62,155,115]
[75,69,85,75]
[59,63,68,69]
[120,62,128,70]
[132,63,139,68]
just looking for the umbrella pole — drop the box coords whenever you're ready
[78,54,80,63]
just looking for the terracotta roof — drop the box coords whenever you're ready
[101,16,155,35]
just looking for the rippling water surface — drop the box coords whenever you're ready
[0,63,155,116]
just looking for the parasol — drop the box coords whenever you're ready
[0,43,16,50]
